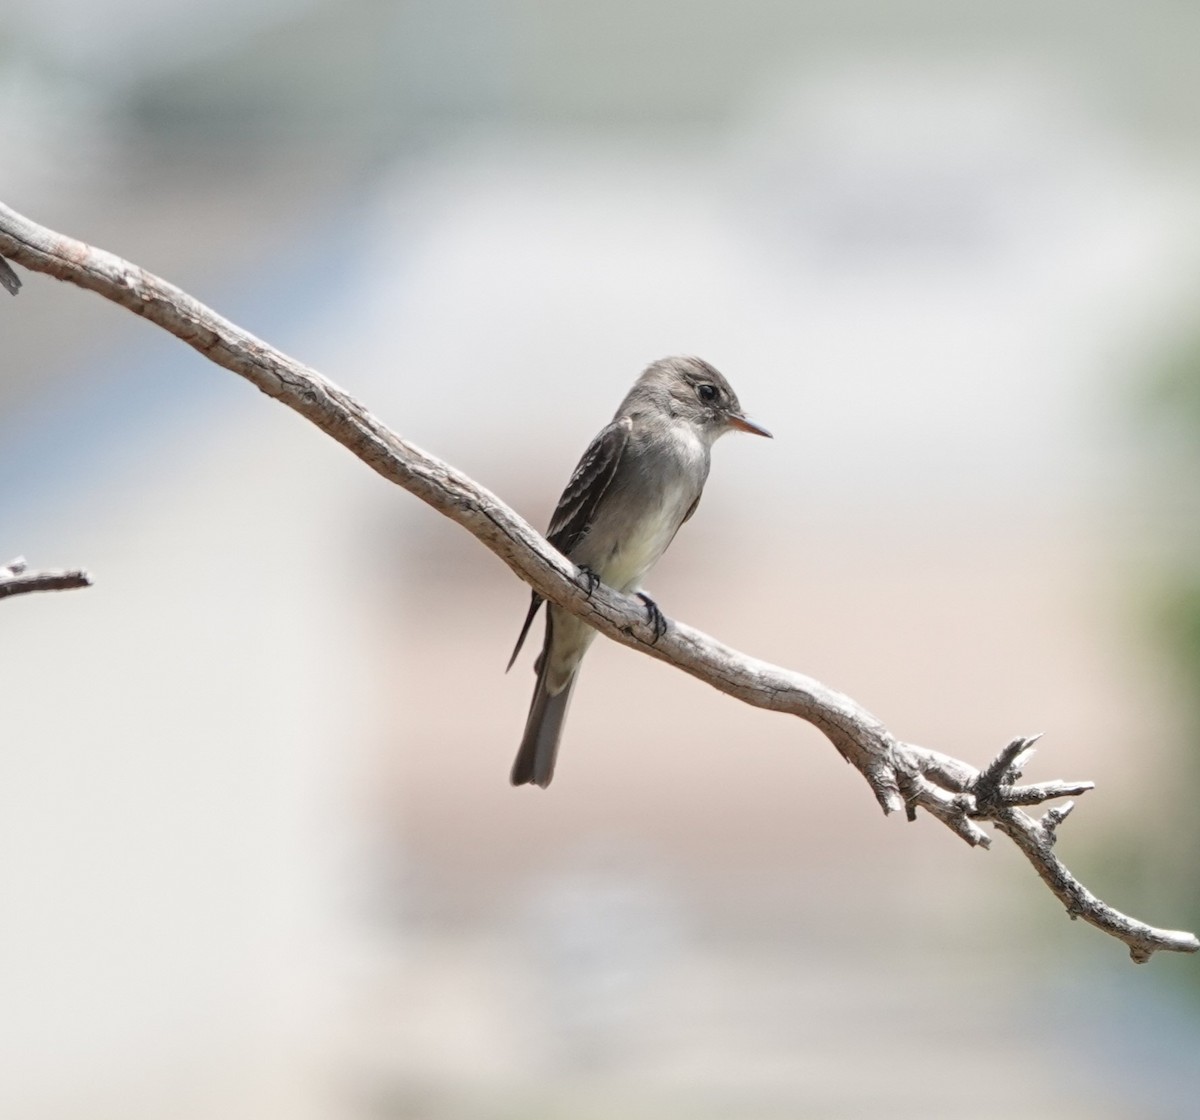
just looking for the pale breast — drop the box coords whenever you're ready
[578,422,709,594]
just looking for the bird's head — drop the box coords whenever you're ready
[638,355,772,442]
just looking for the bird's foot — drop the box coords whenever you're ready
[637,593,668,643]
[576,566,601,597]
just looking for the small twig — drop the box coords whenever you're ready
[0,253,20,295]
[1000,781,1095,807]
[993,799,1196,964]
[1040,801,1076,844]
[972,733,1041,812]
[0,556,92,600]
[0,198,1194,962]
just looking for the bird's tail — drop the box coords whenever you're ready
[510,653,577,788]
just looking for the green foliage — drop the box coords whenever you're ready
[1145,315,1200,709]
[1156,578,1200,713]
[1141,312,1200,982]
[1146,324,1200,435]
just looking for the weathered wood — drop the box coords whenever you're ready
[0,556,91,600]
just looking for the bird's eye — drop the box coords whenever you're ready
[697,383,718,403]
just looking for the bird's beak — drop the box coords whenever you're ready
[728,412,773,438]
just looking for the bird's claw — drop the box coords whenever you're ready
[577,566,601,597]
[637,592,668,643]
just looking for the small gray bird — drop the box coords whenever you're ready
[507,355,771,787]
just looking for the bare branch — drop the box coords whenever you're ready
[1,199,1194,962]
[993,802,1196,964]
[0,556,92,600]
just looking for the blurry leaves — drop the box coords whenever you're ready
[1141,312,1200,450]
[1136,303,1200,984]
[1154,577,1200,710]
[1142,310,1200,680]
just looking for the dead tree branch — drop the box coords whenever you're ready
[0,199,1194,963]
[0,556,91,600]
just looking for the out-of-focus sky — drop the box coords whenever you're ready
[3,2,1200,1118]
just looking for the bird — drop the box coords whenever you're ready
[507,355,771,787]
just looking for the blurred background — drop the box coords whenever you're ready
[3,1,1200,1116]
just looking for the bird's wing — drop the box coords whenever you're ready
[506,417,631,672]
[654,490,702,560]
[546,416,631,556]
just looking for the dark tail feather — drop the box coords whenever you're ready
[506,592,544,672]
[511,657,577,788]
